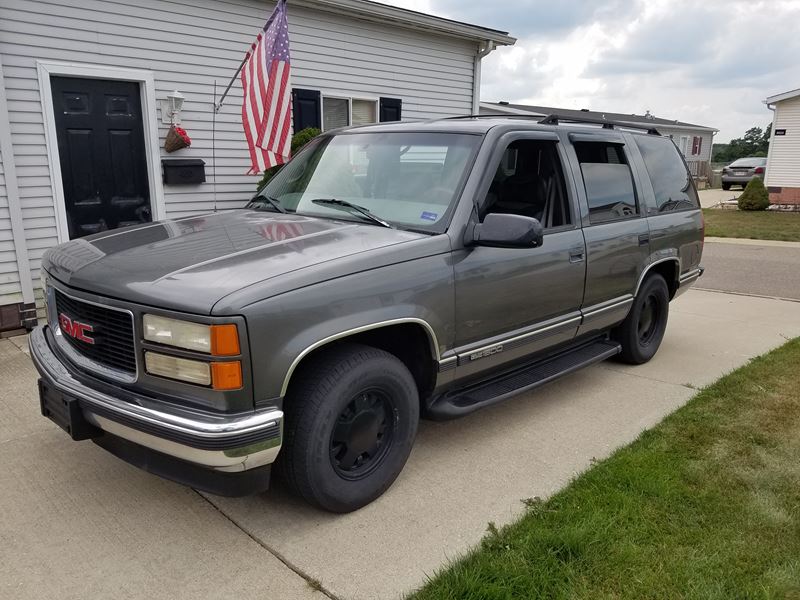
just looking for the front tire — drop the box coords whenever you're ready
[279,344,419,512]
[615,274,670,364]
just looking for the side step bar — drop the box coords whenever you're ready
[427,338,621,420]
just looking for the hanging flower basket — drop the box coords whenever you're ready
[165,125,191,153]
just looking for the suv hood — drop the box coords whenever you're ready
[44,210,427,314]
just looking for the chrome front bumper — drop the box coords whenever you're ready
[29,325,283,473]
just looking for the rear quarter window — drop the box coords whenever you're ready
[634,135,699,213]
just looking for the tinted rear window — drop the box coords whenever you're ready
[635,135,699,213]
[574,141,639,224]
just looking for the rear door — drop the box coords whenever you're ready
[627,134,703,281]
[561,131,650,336]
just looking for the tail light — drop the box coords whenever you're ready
[754,166,765,174]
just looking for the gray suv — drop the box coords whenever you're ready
[31,115,704,512]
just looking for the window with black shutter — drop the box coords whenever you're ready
[379,97,402,122]
[292,88,321,131]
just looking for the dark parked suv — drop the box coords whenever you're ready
[31,115,704,512]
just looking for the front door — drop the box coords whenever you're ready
[51,76,152,239]
[452,135,586,382]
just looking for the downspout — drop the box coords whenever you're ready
[764,102,776,190]
[472,40,496,115]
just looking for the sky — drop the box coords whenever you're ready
[379,0,800,142]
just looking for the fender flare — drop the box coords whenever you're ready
[279,317,440,397]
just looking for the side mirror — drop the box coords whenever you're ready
[471,213,544,249]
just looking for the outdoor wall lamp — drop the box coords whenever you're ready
[161,90,185,124]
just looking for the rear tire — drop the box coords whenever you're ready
[615,274,670,365]
[722,183,731,191]
[279,343,419,513]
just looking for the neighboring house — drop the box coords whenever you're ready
[480,102,717,180]
[0,0,514,332]
[764,87,800,207]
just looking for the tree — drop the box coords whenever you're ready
[713,124,772,163]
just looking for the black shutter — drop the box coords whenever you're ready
[292,88,321,131]
[379,97,402,122]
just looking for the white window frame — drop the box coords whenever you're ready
[320,93,379,131]
[678,136,689,156]
[37,61,166,243]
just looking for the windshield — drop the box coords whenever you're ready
[250,131,481,232]
[729,158,766,167]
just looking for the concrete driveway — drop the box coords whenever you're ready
[698,188,741,208]
[2,288,799,600]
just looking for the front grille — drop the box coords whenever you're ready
[54,289,137,374]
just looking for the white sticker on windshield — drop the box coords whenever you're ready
[420,211,438,222]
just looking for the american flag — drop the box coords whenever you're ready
[241,0,292,174]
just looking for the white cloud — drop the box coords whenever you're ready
[378,0,799,141]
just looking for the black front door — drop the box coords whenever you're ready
[51,76,152,239]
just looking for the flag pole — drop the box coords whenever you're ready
[212,79,218,212]
[214,54,248,113]
[215,0,286,113]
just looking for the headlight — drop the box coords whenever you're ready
[144,352,243,389]
[143,315,240,355]
[145,352,211,386]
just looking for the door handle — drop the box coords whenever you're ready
[638,234,650,246]
[569,247,585,263]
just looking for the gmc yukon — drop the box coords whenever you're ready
[31,115,704,512]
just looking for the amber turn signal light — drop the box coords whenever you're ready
[211,361,243,390]
[210,324,240,356]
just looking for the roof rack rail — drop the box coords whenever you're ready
[538,113,660,135]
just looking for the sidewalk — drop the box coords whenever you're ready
[704,236,800,249]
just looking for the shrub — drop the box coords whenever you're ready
[737,176,770,211]
[256,127,321,191]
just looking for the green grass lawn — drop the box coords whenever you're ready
[409,338,800,600]
[703,209,800,242]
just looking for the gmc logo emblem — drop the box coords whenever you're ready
[59,313,95,344]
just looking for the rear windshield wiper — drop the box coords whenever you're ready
[311,198,393,228]
[248,195,287,213]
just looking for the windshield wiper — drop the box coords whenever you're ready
[248,195,286,213]
[311,198,393,228]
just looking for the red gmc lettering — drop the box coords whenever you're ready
[58,313,95,344]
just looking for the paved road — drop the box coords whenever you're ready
[2,289,800,599]
[699,239,800,300]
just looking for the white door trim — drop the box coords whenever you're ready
[36,61,166,243]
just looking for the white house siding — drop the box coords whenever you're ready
[0,0,480,311]
[658,127,713,163]
[766,96,800,188]
[0,148,24,306]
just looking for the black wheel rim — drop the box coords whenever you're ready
[329,389,396,480]
[637,294,660,346]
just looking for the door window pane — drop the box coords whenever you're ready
[351,99,376,126]
[483,140,572,228]
[323,97,349,130]
[574,141,638,224]
[635,135,699,213]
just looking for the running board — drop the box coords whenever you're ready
[427,338,621,420]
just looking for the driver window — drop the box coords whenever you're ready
[482,140,572,229]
